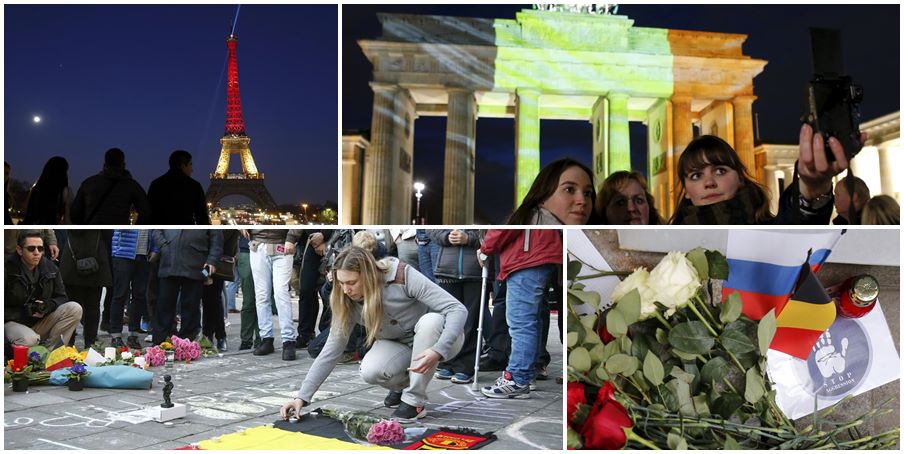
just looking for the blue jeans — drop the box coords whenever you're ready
[250,249,296,341]
[415,230,436,283]
[505,264,555,385]
[225,265,240,311]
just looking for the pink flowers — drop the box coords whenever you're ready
[366,419,405,445]
[144,346,166,367]
[171,336,201,361]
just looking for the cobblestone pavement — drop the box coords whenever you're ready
[4,294,564,450]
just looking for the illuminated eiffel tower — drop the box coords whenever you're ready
[206,33,277,209]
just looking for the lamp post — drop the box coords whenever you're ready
[301,203,309,222]
[413,181,425,225]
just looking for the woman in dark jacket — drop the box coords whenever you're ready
[59,229,112,347]
[202,229,238,351]
[22,156,72,225]
[428,229,487,384]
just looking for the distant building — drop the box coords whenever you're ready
[755,111,900,215]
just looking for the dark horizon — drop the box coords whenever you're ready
[6,4,339,207]
[343,4,900,224]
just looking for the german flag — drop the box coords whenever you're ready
[770,259,836,360]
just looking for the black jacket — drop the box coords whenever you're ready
[59,230,113,288]
[429,229,482,280]
[672,184,832,225]
[5,254,69,325]
[71,168,150,225]
[147,169,210,225]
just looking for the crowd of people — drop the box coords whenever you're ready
[5,148,209,225]
[5,228,563,424]
[506,125,900,225]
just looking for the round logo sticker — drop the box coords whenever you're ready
[805,317,871,398]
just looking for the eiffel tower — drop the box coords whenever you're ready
[206,33,277,209]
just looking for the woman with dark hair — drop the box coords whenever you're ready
[22,156,71,225]
[671,125,858,225]
[507,158,595,225]
[596,170,662,224]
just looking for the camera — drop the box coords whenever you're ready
[801,28,863,162]
[25,298,47,316]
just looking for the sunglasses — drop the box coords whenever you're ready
[24,246,44,253]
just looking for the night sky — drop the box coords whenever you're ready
[343,4,899,224]
[6,4,338,207]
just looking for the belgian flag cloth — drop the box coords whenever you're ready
[771,262,836,360]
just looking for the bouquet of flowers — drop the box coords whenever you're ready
[316,406,406,446]
[567,248,899,450]
[197,335,220,358]
[144,346,166,367]
[171,336,201,362]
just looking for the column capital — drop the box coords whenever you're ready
[671,95,693,104]
[606,91,630,101]
[732,95,757,105]
[446,86,474,95]
[370,82,400,94]
[516,87,541,99]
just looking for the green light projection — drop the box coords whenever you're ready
[491,9,674,204]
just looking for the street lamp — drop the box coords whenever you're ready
[301,203,309,221]
[413,181,425,224]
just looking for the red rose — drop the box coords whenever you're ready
[567,381,587,425]
[597,323,615,344]
[119,346,129,353]
[579,382,633,449]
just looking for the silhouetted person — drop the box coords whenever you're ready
[5,161,13,225]
[22,156,72,225]
[71,148,151,225]
[147,150,210,225]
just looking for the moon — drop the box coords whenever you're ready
[33,116,41,124]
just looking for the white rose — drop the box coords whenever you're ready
[648,251,701,313]
[610,268,659,320]
[121,352,133,360]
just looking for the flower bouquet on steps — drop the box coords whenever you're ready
[566,248,899,450]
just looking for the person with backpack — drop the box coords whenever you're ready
[280,246,466,423]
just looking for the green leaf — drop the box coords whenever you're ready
[606,309,627,337]
[667,321,715,354]
[631,333,653,361]
[669,366,696,385]
[588,342,606,366]
[567,289,601,310]
[595,365,609,381]
[692,394,711,417]
[616,288,641,325]
[670,348,699,361]
[666,379,695,416]
[720,291,743,324]
[757,309,777,354]
[566,427,583,450]
[706,250,730,280]
[643,351,665,386]
[721,327,756,355]
[686,247,709,280]
[569,347,591,373]
[567,260,582,281]
[713,394,743,419]
[567,331,579,348]
[724,434,742,450]
[744,366,766,403]
[617,334,632,354]
[655,328,668,345]
[606,354,634,375]
[583,328,601,348]
[667,431,688,450]
[579,313,597,332]
[700,357,730,385]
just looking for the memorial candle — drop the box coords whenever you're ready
[105,347,117,361]
[12,344,28,370]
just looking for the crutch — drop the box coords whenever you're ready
[471,254,490,391]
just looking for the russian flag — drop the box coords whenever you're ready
[722,230,842,321]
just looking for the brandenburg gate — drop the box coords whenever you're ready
[351,7,766,224]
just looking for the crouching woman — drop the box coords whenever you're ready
[281,246,466,423]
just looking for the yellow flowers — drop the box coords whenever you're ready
[160,342,174,350]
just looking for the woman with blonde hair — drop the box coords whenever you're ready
[281,246,466,423]
[861,195,900,225]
